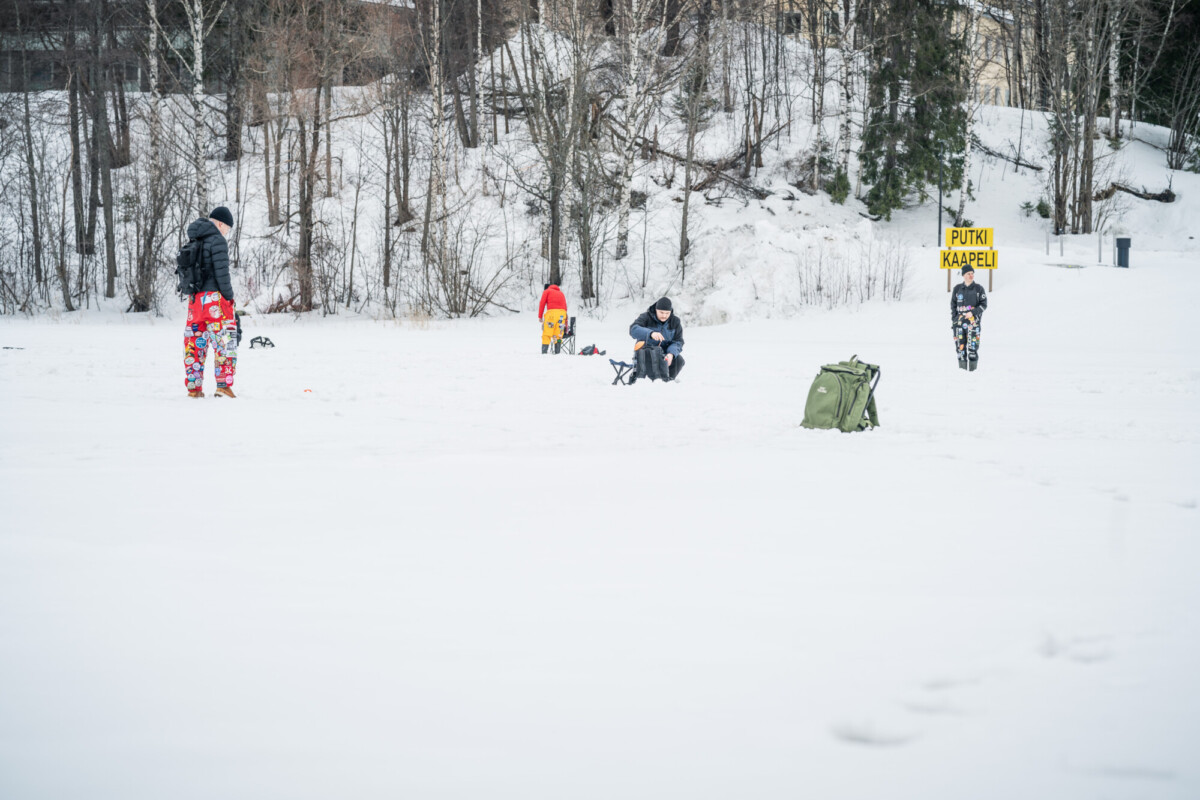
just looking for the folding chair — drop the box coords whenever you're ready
[609,359,635,385]
[560,316,577,355]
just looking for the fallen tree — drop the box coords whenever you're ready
[1093,182,1176,202]
[972,135,1043,172]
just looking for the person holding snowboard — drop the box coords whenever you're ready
[951,265,987,371]
[538,283,568,354]
[628,297,685,382]
[183,206,238,398]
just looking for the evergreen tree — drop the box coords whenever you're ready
[858,0,968,219]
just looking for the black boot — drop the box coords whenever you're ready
[553,341,561,354]
[541,344,549,354]
[958,357,968,370]
[968,359,978,372]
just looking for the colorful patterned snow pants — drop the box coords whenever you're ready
[954,315,981,363]
[184,292,237,391]
[542,309,566,347]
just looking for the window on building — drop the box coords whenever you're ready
[824,10,840,37]
[780,11,804,36]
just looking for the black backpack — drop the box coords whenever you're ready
[175,238,205,295]
[634,345,671,381]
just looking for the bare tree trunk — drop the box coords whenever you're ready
[957,2,977,225]
[469,0,481,148]
[225,2,244,162]
[383,113,394,297]
[400,82,413,221]
[16,2,44,288]
[616,0,661,259]
[86,95,101,258]
[1108,1,1120,137]
[296,84,324,312]
[132,0,165,312]
[679,49,708,281]
[190,0,209,214]
[721,0,732,112]
[663,0,682,56]
[836,0,858,178]
[94,0,117,299]
[324,82,334,197]
[264,118,278,225]
[421,5,441,253]
[68,60,90,256]
[808,0,830,193]
[106,17,132,168]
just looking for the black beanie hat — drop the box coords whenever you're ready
[655,297,673,312]
[961,265,975,276]
[544,283,550,291]
[210,206,234,228]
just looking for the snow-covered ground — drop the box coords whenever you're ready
[4,31,1200,797]
[2,233,1198,797]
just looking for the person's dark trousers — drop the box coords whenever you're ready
[668,355,685,380]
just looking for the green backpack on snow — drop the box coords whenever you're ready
[800,355,881,432]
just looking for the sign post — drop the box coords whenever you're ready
[942,227,996,291]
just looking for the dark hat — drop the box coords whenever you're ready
[210,206,234,228]
[544,283,550,291]
[655,297,673,311]
[961,265,975,276]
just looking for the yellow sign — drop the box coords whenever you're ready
[940,249,998,269]
[946,227,994,248]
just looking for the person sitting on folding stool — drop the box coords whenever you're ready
[628,296,685,382]
[538,282,568,354]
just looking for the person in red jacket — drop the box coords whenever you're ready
[537,283,568,353]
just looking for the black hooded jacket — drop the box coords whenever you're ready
[950,281,987,323]
[629,303,685,357]
[186,218,234,302]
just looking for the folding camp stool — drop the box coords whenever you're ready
[609,359,635,385]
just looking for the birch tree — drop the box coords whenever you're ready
[155,0,230,215]
[956,0,980,225]
[832,0,859,202]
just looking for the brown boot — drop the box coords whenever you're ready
[214,386,237,398]
[188,390,205,398]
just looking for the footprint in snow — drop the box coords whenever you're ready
[1074,763,1177,782]
[920,675,985,692]
[830,722,921,747]
[1039,633,1114,664]
[902,698,970,717]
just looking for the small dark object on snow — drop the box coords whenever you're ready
[235,312,243,346]
[2,346,25,350]
[250,336,275,349]
[580,344,606,356]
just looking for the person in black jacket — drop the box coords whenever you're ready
[628,297,685,382]
[183,206,239,398]
[951,265,987,371]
